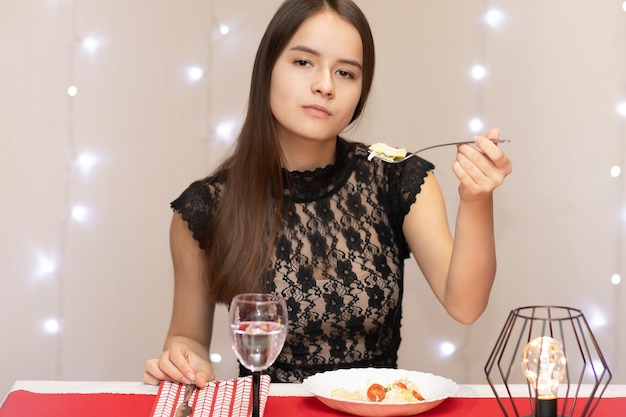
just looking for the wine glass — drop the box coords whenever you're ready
[229,293,288,417]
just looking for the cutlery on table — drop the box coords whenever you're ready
[174,384,196,417]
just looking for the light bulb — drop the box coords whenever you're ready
[468,117,484,133]
[470,64,487,80]
[43,318,61,334]
[521,336,567,417]
[71,205,89,223]
[187,66,204,82]
[81,36,100,54]
[215,120,237,143]
[610,165,621,178]
[439,341,456,357]
[611,273,621,285]
[484,9,505,28]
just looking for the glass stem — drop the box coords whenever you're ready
[252,371,261,417]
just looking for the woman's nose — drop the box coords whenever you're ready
[312,71,334,98]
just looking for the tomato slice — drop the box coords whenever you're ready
[412,390,425,401]
[393,382,407,390]
[366,383,386,402]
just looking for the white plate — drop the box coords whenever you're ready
[302,368,458,417]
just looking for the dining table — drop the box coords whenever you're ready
[1,379,625,417]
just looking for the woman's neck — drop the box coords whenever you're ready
[280,136,337,172]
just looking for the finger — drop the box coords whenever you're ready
[457,147,506,189]
[193,371,212,388]
[470,137,512,173]
[142,370,162,386]
[452,159,471,185]
[188,357,216,388]
[168,349,196,383]
[472,136,501,154]
[453,160,494,199]
[453,152,486,187]
[193,364,216,387]
[154,351,193,384]
[144,358,173,384]
[456,150,508,195]
[484,127,499,140]
[462,144,498,176]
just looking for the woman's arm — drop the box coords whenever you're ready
[143,211,216,387]
[403,129,512,324]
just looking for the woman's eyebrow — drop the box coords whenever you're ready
[289,45,363,70]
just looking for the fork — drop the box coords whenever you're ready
[371,139,510,163]
[175,383,196,417]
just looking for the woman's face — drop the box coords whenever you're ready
[270,10,363,146]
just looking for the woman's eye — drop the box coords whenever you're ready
[337,70,354,79]
[294,59,310,67]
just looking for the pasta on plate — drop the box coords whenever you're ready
[331,378,425,403]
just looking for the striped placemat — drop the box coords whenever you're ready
[151,375,271,417]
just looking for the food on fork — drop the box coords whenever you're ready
[367,143,408,163]
[331,378,425,403]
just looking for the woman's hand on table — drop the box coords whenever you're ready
[143,342,215,388]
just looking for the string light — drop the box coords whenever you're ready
[617,101,626,117]
[470,64,487,81]
[468,117,484,133]
[35,252,57,279]
[81,36,100,54]
[483,9,505,28]
[187,65,204,82]
[468,6,503,136]
[439,341,457,357]
[611,165,622,178]
[589,309,608,328]
[75,151,100,175]
[43,318,61,334]
[71,205,89,223]
[615,0,626,375]
[206,6,235,369]
[215,120,237,143]
[67,85,78,96]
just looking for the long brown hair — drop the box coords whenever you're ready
[205,0,376,304]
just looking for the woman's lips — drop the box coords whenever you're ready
[303,104,331,118]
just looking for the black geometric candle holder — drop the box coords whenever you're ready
[484,306,612,417]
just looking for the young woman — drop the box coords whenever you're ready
[143,0,512,386]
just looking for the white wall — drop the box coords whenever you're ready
[1,0,624,397]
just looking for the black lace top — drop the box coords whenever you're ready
[171,137,435,382]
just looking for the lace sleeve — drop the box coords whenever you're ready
[170,179,220,250]
[397,155,435,219]
[383,155,435,259]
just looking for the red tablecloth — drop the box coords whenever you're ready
[1,390,623,417]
